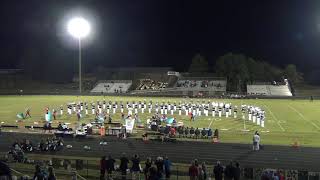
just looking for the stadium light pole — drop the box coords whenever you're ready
[67,17,91,94]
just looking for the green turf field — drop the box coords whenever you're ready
[1,95,320,147]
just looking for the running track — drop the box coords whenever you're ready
[0,132,319,171]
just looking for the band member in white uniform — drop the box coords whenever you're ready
[60,105,63,115]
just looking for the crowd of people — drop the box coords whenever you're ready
[176,80,225,89]
[99,154,172,180]
[136,79,168,90]
[0,160,60,180]
[7,137,64,162]
[177,80,198,88]
[98,154,244,180]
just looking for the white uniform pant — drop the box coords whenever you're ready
[253,142,260,151]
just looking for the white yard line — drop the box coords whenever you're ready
[208,119,213,129]
[288,104,320,130]
[263,104,285,132]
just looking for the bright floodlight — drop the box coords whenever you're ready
[67,17,91,39]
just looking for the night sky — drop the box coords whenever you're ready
[1,0,320,73]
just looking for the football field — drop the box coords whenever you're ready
[1,95,320,147]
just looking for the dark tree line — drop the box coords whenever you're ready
[189,53,303,91]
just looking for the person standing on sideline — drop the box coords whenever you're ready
[199,162,207,180]
[253,131,260,151]
[164,156,172,179]
[224,161,234,180]
[234,162,241,180]
[106,155,116,178]
[144,157,152,180]
[119,153,129,180]
[131,154,141,178]
[189,161,199,180]
[48,167,57,180]
[213,161,223,180]
[100,156,107,180]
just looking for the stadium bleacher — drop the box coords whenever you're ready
[247,84,292,96]
[247,85,269,95]
[90,80,132,93]
[269,85,292,96]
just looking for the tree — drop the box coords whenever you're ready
[215,53,249,91]
[284,64,303,83]
[215,52,286,91]
[188,54,209,73]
